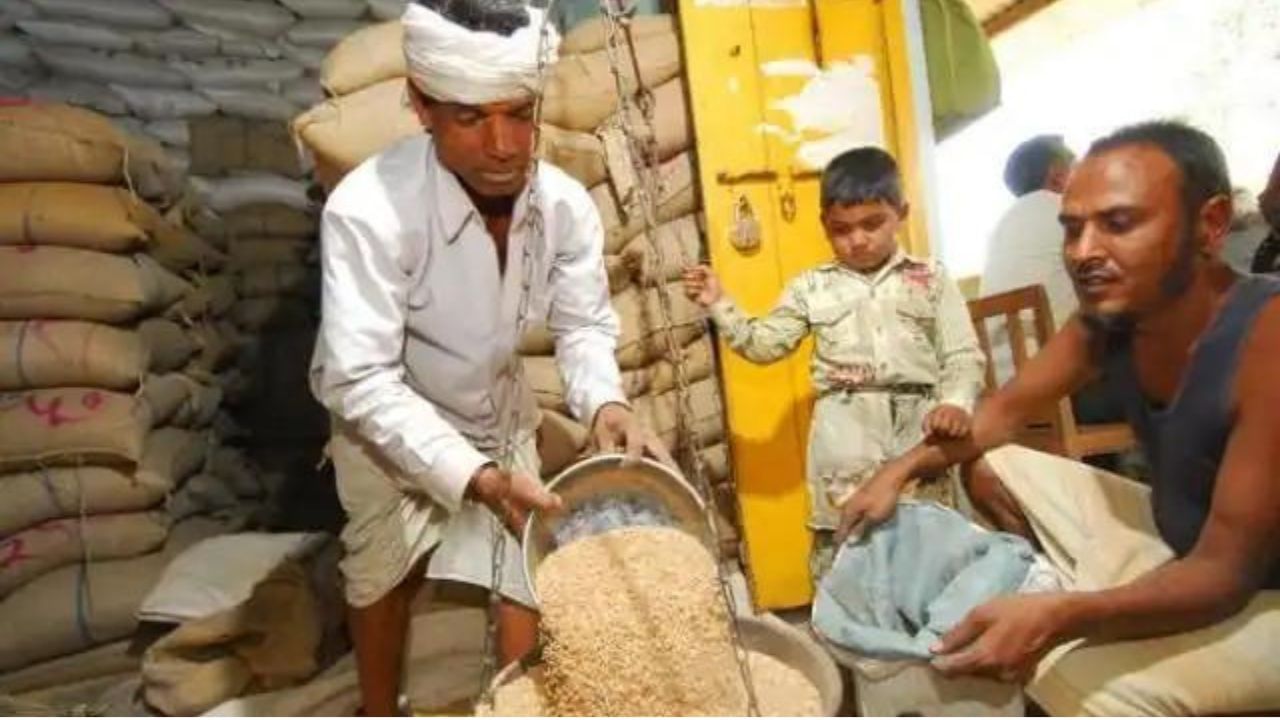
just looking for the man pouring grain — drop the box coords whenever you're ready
[309,0,666,713]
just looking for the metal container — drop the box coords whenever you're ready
[521,453,711,604]
[478,615,845,716]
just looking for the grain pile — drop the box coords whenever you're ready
[486,526,822,717]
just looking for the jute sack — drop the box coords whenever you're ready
[0,374,198,470]
[517,322,556,356]
[620,335,713,398]
[228,238,316,267]
[0,467,167,538]
[0,183,153,253]
[0,511,170,599]
[320,20,403,96]
[168,274,238,321]
[560,14,675,54]
[621,213,702,286]
[605,253,631,294]
[0,428,205,539]
[237,264,320,299]
[700,441,729,484]
[613,281,705,370]
[537,409,589,478]
[539,124,606,188]
[189,117,307,179]
[631,376,724,452]
[542,32,682,132]
[149,227,228,274]
[293,78,422,190]
[592,152,697,254]
[171,382,223,429]
[0,318,195,391]
[137,427,211,490]
[0,517,230,673]
[0,248,191,324]
[186,320,241,377]
[599,75,691,165]
[0,639,136,696]
[189,206,317,241]
[0,103,125,184]
[166,473,239,522]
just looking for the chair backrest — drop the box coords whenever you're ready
[966,284,1072,454]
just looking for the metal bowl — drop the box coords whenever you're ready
[521,453,711,604]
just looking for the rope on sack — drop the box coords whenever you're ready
[595,1,762,713]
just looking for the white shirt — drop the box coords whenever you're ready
[980,190,1077,384]
[310,135,626,512]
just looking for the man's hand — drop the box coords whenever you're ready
[466,465,563,536]
[931,593,1075,683]
[682,265,723,307]
[924,403,972,440]
[591,402,676,467]
[834,466,909,544]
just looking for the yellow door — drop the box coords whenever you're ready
[677,0,935,609]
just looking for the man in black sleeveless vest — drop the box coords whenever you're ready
[838,120,1280,715]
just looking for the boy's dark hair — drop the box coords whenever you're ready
[1003,134,1073,196]
[821,147,904,211]
[1087,119,1231,219]
[414,0,529,36]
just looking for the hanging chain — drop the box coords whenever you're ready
[477,1,559,707]
[597,2,761,714]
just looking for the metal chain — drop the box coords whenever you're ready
[476,1,559,708]
[597,2,761,714]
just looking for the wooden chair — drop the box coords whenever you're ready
[966,284,1135,460]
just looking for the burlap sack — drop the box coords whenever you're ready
[631,376,724,452]
[208,447,262,498]
[171,382,223,429]
[605,253,631,294]
[186,320,240,377]
[517,322,556,356]
[540,124,606,188]
[320,20,403,96]
[232,297,315,331]
[560,14,676,54]
[621,335,714,398]
[592,152,697,254]
[189,117,307,179]
[141,559,325,716]
[228,238,317,268]
[0,517,230,673]
[537,409,589,478]
[0,183,152,253]
[166,473,239,522]
[543,32,682,132]
[599,75,691,165]
[0,318,195,391]
[141,373,200,429]
[0,467,167,538]
[613,281,705,370]
[523,355,567,414]
[621,213,702,286]
[189,206,318,241]
[0,511,170,599]
[293,78,422,188]
[0,248,191,324]
[149,228,228,274]
[0,640,136,697]
[168,274,238,321]
[700,441,729,484]
[138,427,211,491]
[0,103,125,185]
[0,387,153,470]
[237,264,320,299]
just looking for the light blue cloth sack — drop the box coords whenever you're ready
[812,502,1035,661]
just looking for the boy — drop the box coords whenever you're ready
[683,147,986,580]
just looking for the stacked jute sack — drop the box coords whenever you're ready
[0,0,403,175]
[295,14,741,551]
[0,102,271,685]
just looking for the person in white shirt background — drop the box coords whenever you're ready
[981,134,1122,425]
[308,0,667,713]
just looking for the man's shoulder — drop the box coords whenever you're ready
[324,134,429,221]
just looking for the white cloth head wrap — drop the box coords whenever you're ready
[402,2,560,105]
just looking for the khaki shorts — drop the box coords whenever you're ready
[985,444,1280,716]
[329,422,540,609]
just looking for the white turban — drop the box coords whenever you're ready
[402,2,560,105]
